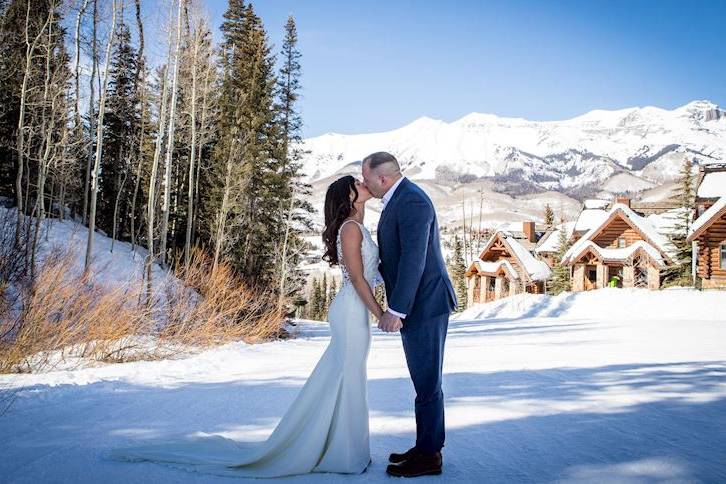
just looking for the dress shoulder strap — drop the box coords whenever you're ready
[339,219,363,235]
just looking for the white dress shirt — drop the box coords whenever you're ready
[380,176,407,319]
[381,176,405,211]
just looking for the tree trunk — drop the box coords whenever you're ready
[146,17,174,302]
[83,0,98,225]
[15,2,51,247]
[159,0,183,268]
[85,0,117,271]
[184,23,201,268]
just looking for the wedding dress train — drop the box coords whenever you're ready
[110,219,379,478]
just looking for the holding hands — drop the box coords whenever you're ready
[378,311,403,333]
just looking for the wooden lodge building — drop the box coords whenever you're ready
[688,164,726,289]
[561,201,675,291]
[465,222,552,305]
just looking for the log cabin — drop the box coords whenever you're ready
[561,202,675,291]
[465,224,551,305]
[695,163,726,212]
[687,196,726,289]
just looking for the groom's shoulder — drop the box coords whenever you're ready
[403,179,433,205]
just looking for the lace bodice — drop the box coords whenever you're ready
[336,220,381,289]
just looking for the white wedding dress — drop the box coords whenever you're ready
[110,219,380,478]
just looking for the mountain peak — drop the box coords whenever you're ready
[677,100,724,122]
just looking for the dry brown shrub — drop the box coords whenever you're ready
[0,249,155,373]
[161,248,285,347]
[0,245,286,374]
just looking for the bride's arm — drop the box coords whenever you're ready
[340,223,384,320]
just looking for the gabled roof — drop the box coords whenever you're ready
[466,259,519,280]
[535,222,576,254]
[568,240,666,268]
[697,169,726,199]
[688,196,726,242]
[563,203,675,265]
[472,231,551,282]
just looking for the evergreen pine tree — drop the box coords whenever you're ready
[549,220,572,294]
[274,14,315,307]
[662,158,695,286]
[544,204,554,226]
[100,21,140,241]
[447,235,468,311]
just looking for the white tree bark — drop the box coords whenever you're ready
[15,2,51,246]
[85,0,118,271]
[159,0,183,268]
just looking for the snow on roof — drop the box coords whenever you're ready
[535,222,576,254]
[568,240,665,267]
[470,259,519,279]
[584,199,610,209]
[697,171,726,198]
[574,207,609,233]
[688,196,726,242]
[563,203,675,263]
[504,236,552,281]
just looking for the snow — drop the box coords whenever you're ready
[2,289,726,482]
[300,101,726,192]
[564,203,675,263]
[567,240,664,266]
[583,199,610,210]
[573,207,609,233]
[503,236,552,281]
[689,196,726,241]
[0,206,170,290]
[697,171,726,198]
[535,221,576,254]
[470,259,519,279]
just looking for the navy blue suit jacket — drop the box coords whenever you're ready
[377,178,457,322]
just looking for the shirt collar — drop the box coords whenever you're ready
[381,176,405,210]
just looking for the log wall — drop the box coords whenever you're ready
[696,213,726,286]
[592,217,645,248]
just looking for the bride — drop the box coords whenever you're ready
[110,175,383,478]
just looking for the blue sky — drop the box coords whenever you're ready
[161,0,726,137]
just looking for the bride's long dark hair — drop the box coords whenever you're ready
[322,175,358,266]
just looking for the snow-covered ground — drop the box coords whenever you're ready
[2,289,726,483]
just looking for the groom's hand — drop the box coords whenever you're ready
[378,311,403,333]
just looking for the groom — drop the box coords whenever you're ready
[362,152,457,478]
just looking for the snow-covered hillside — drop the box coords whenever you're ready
[2,289,725,482]
[300,100,726,195]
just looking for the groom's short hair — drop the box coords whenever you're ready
[363,152,400,173]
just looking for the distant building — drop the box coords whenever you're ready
[695,163,726,212]
[465,222,552,305]
[561,201,675,291]
[688,163,726,289]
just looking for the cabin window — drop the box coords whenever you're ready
[721,244,726,269]
[617,237,626,248]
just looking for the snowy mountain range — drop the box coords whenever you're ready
[300,100,726,198]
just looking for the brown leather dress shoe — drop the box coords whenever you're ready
[389,446,419,464]
[386,451,442,477]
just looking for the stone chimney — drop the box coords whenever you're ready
[523,221,536,243]
[616,196,631,208]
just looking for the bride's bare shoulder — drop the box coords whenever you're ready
[340,220,363,241]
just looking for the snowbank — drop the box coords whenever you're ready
[454,288,725,323]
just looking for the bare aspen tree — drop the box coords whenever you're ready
[183,6,211,268]
[30,4,60,278]
[191,55,214,245]
[85,0,118,271]
[145,8,174,297]
[159,0,183,268]
[14,2,51,246]
[82,0,98,225]
[129,0,144,254]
